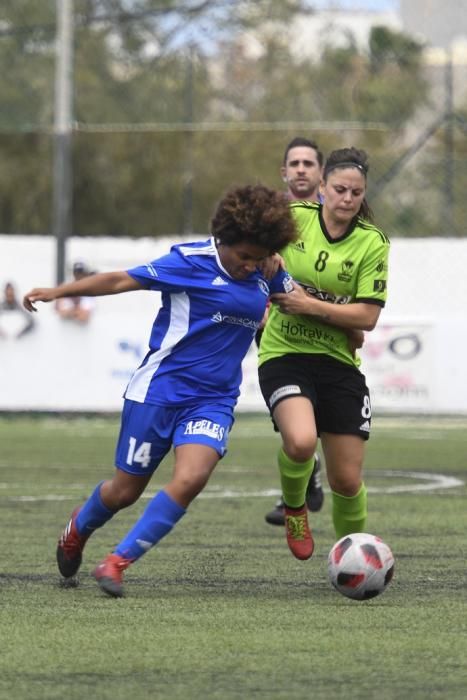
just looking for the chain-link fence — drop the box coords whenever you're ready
[1,1,466,245]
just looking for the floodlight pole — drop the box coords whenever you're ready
[182,44,195,236]
[443,49,455,234]
[53,0,74,284]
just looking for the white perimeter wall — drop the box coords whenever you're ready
[1,234,466,414]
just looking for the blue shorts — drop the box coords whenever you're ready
[115,399,235,476]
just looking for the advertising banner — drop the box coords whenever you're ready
[1,235,467,414]
[360,323,433,412]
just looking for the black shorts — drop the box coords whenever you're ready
[258,353,371,440]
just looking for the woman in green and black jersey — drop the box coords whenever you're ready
[258,147,390,561]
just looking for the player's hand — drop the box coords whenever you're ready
[270,281,310,314]
[258,253,285,280]
[346,328,365,357]
[23,288,57,312]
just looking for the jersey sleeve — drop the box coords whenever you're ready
[355,234,390,307]
[126,247,194,293]
[268,268,294,295]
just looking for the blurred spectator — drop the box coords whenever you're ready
[0,281,35,339]
[55,261,96,323]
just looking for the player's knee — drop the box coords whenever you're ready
[171,467,212,502]
[180,473,209,497]
[284,437,316,463]
[104,482,141,509]
[329,475,361,497]
[116,489,140,508]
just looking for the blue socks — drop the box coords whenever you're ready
[74,485,186,563]
[75,482,115,535]
[115,490,186,561]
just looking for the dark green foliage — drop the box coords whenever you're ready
[0,2,465,238]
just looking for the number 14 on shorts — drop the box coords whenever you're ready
[127,437,152,468]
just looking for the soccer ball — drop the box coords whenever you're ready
[328,533,395,601]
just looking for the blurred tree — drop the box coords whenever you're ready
[0,133,52,233]
[0,2,55,130]
[0,0,314,236]
[0,1,456,239]
[356,26,429,126]
[196,24,431,237]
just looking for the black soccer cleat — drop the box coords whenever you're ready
[56,508,90,578]
[265,498,285,526]
[306,453,324,513]
[265,454,324,526]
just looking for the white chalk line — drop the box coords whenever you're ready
[0,470,464,502]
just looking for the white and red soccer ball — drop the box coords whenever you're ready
[328,533,395,601]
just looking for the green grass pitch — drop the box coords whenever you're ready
[0,413,467,699]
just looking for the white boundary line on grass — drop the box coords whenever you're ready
[2,470,464,502]
[197,470,464,498]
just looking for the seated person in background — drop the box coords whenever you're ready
[55,261,96,323]
[0,281,35,339]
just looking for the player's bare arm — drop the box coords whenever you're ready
[23,271,143,312]
[270,280,381,331]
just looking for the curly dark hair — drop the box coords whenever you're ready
[210,184,297,253]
